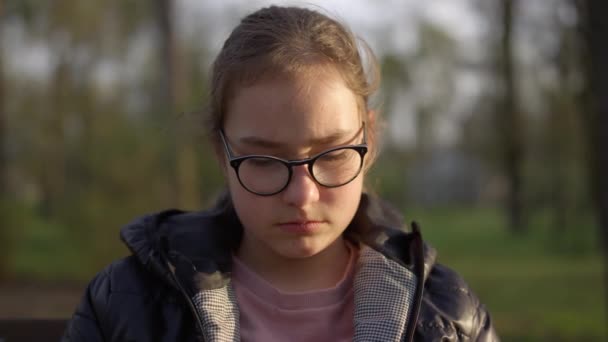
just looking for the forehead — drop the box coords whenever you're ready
[223,69,361,147]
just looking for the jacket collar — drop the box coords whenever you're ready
[119,191,436,295]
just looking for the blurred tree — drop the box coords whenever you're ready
[0,0,8,280]
[375,54,411,204]
[1,0,174,277]
[155,0,201,209]
[544,4,588,235]
[498,0,525,233]
[381,53,410,128]
[0,0,4,197]
[374,20,458,207]
[579,0,608,318]
[156,0,178,205]
[468,0,594,238]
[413,22,457,156]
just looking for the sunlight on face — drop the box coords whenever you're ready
[223,68,364,262]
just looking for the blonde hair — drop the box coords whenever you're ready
[206,5,381,169]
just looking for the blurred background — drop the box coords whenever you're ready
[0,0,607,340]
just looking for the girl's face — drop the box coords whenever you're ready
[222,68,365,261]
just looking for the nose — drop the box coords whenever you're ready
[281,164,320,207]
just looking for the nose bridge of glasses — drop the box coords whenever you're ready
[287,155,318,178]
[288,156,314,167]
[285,164,319,198]
[286,157,316,183]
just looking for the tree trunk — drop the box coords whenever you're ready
[156,0,200,209]
[156,0,179,205]
[39,59,68,218]
[549,13,579,236]
[0,0,4,197]
[499,0,525,233]
[0,0,8,280]
[580,0,608,324]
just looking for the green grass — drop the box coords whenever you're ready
[407,206,607,341]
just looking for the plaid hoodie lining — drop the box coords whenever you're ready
[192,246,417,342]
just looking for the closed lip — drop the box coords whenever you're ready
[278,220,324,225]
[276,220,325,233]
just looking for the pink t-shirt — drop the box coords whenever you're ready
[232,245,357,342]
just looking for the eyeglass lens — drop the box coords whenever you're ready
[237,147,363,195]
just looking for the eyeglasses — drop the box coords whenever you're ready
[219,124,368,196]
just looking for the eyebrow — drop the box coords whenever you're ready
[237,129,357,149]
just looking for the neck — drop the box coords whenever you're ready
[236,236,351,292]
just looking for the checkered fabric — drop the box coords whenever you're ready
[192,284,240,342]
[353,247,417,341]
[191,246,417,341]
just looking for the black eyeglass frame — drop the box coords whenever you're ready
[219,123,368,196]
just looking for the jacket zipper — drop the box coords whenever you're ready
[168,267,207,341]
[403,221,425,342]
[160,253,207,342]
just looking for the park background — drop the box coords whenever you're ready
[1,0,607,341]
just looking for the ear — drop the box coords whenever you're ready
[362,109,379,172]
[364,109,377,144]
[366,109,377,127]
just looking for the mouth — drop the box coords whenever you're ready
[276,220,325,234]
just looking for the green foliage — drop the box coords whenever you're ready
[4,201,90,280]
[367,148,411,205]
[1,0,221,279]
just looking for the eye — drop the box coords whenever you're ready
[319,149,350,162]
[247,158,277,167]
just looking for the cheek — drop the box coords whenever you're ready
[227,169,248,207]
[343,177,364,205]
[227,171,273,226]
[319,174,364,223]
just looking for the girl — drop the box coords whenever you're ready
[64,5,498,342]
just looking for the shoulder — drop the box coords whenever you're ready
[424,262,477,311]
[66,256,198,341]
[85,255,170,310]
[417,262,499,341]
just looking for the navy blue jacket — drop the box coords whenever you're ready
[63,194,499,341]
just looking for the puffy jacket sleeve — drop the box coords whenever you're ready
[416,263,500,341]
[473,303,499,342]
[62,269,111,341]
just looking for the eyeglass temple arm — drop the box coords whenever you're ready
[219,130,236,158]
[362,121,367,145]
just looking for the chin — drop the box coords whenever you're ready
[274,240,327,259]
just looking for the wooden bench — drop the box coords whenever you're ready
[0,319,67,341]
